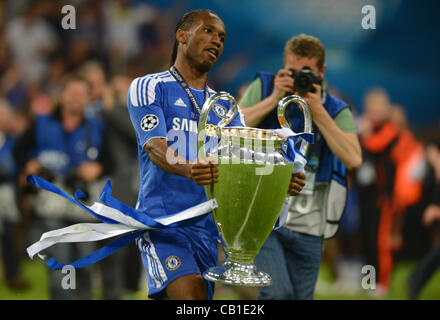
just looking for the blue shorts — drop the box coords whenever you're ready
[136,225,218,300]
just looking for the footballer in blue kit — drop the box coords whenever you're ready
[126,9,245,299]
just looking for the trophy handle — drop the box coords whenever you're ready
[198,91,238,161]
[277,95,313,156]
[197,92,238,201]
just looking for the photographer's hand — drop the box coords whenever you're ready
[240,69,294,127]
[271,69,295,101]
[302,83,324,116]
[303,84,362,171]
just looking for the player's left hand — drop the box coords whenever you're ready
[288,171,306,196]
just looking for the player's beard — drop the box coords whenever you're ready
[186,50,215,75]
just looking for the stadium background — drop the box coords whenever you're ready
[0,0,439,300]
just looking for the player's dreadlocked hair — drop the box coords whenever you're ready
[170,9,220,66]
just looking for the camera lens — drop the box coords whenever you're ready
[293,67,321,94]
[298,77,308,87]
[294,73,313,94]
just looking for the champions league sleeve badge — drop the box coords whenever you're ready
[141,114,159,131]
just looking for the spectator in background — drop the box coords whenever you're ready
[81,61,108,119]
[407,142,440,299]
[0,2,5,28]
[13,74,115,299]
[0,100,29,291]
[71,1,104,55]
[358,88,426,295]
[389,105,431,263]
[137,4,173,75]
[0,27,29,110]
[5,1,60,85]
[102,74,138,208]
[0,28,9,74]
[103,0,142,58]
[40,54,67,100]
[82,64,142,297]
[102,74,142,296]
[103,0,158,74]
[65,37,96,73]
[0,62,29,110]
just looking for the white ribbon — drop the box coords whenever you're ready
[27,199,218,261]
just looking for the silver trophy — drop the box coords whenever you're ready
[199,92,312,286]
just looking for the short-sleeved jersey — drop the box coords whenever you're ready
[127,70,245,228]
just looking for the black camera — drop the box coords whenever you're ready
[290,67,322,95]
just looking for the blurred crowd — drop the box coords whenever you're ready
[319,87,440,298]
[0,0,439,299]
[0,0,178,299]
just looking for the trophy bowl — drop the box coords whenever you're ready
[198,92,311,286]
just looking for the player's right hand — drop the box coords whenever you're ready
[189,156,219,186]
[271,69,295,101]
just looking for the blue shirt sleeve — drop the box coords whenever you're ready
[228,105,246,127]
[127,77,167,148]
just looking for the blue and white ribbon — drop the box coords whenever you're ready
[26,175,217,270]
[275,127,314,173]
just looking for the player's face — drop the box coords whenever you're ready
[184,12,226,73]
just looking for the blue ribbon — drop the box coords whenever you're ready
[26,175,212,270]
[26,175,118,224]
[97,179,209,230]
[44,230,145,270]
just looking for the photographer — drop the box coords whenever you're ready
[239,34,362,299]
[13,74,114,299]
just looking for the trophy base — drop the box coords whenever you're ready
[203,259,273,287]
